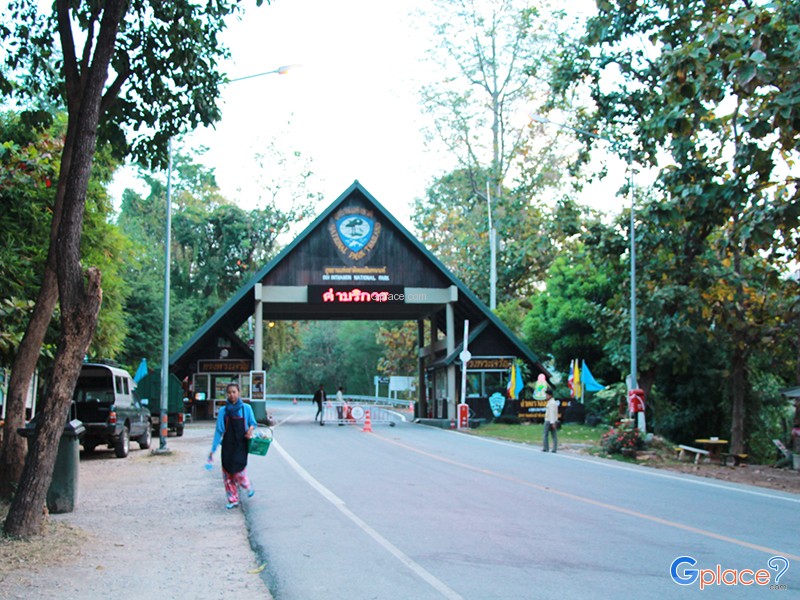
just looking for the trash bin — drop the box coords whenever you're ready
[250,399,266,422]
[18,419,85,514]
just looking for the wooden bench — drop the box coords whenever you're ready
[678,444,710,464]
[773,439,793,468]
[721,452,748,466]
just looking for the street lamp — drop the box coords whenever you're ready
[157,65,294,452]
[530,113,639,394]
[227,64,297,83]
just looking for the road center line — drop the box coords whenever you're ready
[374,433,800,562]
[272,439,464,600]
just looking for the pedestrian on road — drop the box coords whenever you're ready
[336,385,345,425]
[209,382,258,509]
[313,383,326,425]
[543,388,559,453]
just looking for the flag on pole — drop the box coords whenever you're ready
[581,360,605,393]
[506,363,524,399]
[567,359,575,398]
[573,359,582,399]
[133,358,148,384]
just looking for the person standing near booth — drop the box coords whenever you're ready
[543,388,559,453]
[336,385,345,425]
[313,383,326,425]
[208,383,257,509]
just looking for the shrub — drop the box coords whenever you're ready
[601,423,645,455]
[493,415,521,425]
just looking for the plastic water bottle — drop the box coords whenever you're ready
[205,457,213,471]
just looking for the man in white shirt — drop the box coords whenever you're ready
[543,388,559,453]
[335,386,345,424]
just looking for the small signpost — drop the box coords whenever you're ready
[458,321,471,429]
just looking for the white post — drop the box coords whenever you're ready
[446,301,456,419]
[253,284,263,372]
[487,181,496,310]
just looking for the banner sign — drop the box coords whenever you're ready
[197,359,251,373]
[308,285,405,304]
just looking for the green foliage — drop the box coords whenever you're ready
[340,321,382,394]
[114,145,316,369]
[600,425,645,455]
[0,110,128,365]
[522,248,617,382]
[0,298,36,363]
[414,1,582,305]
[376,321,418,378]
[1,0,268,169]
[547,0,800,453]
[268,322,381,396]
[583,383,627,426]
[413,168,560,305]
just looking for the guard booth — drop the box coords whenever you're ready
[169,181,550,421]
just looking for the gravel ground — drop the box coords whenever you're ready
[0,422,271,600]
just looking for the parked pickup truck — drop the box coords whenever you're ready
[72,362,151,458]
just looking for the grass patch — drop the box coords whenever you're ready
[467,422,604,446]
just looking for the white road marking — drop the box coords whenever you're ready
[272,439,464,600]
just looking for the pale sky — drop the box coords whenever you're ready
[109,0,622,230]
[113,0,436,228]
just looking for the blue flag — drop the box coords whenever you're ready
[134,359,148,383]
[581,361,605,393]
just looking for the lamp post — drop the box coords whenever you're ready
[156,138,174,453]
[486,181,497,310]
[530,114,638,392]
[157,65,294,453]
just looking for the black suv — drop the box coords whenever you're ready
[72,363,151,458]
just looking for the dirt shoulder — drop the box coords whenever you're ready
[562,442,800,495]
[644,458,800,494]
[0,423,270,600]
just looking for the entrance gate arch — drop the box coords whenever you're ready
[171,182,550,423]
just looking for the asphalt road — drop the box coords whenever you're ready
[244,401,799,600]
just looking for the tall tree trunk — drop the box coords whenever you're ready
[0,118,76,500]
[729,350,747,455]
[0,276,58,499]
[2,269,101,537]
[3,0,126,538]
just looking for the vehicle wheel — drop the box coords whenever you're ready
[115,427,130,458]
[138,425,152,449]
[176,425,184,437]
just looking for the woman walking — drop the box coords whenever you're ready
[209,383,258,509]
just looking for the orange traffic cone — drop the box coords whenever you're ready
[362,408,372,433]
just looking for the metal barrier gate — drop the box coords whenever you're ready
[320,401,401,426]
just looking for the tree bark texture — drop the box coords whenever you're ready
[2,0,126,538]
[729,350,747,456]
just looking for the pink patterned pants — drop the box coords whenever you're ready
[222,468,252,503]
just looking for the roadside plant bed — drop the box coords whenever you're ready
[600,424,645,456]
